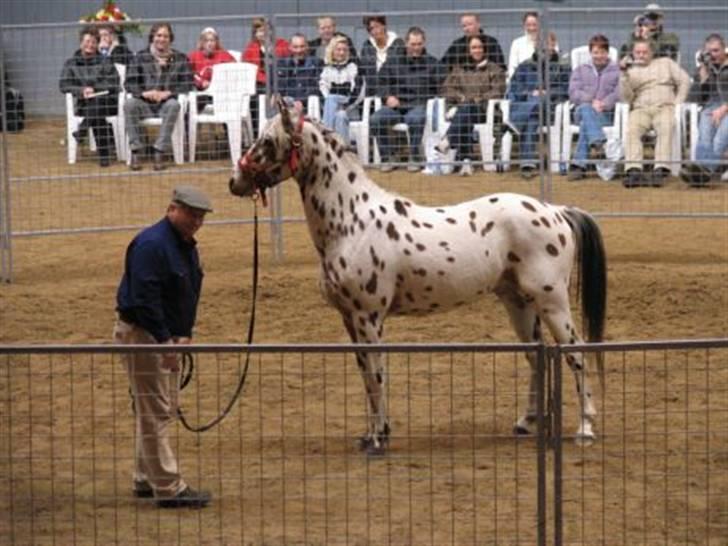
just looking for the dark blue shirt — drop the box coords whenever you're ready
[276,55,323,103]
[116,217,203,342]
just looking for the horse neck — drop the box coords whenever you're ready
[294,124,389,249]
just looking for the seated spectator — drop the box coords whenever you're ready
[187,27,236,111]
[507,12,542,80]
[319,36,363,142]
[619,3,680,62]
[442,13,506,73]
[307,16,357,62]
[358,15,406,98]
[619,37,690,187]
[436,35,506,176]
[124,22,193,171]
[370,26,445,173]
[98,24,134,65]
[680,33,728,186]
[506,32,570,179]
[60,27,120,167]
[276,33,323,112]
[567,34,620,181]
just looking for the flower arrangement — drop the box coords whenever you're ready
[80,1,142,35]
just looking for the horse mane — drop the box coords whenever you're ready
[305,117,361,161]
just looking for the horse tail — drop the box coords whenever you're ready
[563,207,607,388]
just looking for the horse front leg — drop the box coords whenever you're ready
[342,312,390,456]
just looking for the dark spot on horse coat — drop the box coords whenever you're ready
[413,268,427,277]
[507,252,521,263]
[540,217,551,228]
[532,220,540,227]
[341,286,351,298]
[311,133,319,144]
[362,192,369,202]
[543,285,553,292]
[339,257,347,269]
[365,272,378,294]
[394,200,408,217]
[411,220,420,228]
[446,218,457,224]
[522,201,537,212]
[489,197,499,203]
[376,219,382,229]
[353,299,362,310]
[446,256,455,263]
[423,222,433,229]
[415,243,426,252]
[379,205,387,214]
[405,233,413,243]
[348,171,356,183]
[481,221,494,236]
[469,221,477,233]
[559,233,567,247]
[386,222,400,241]
[546,244,559,256]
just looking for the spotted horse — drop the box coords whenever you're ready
[229,100,607,455]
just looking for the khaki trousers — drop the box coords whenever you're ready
[625,104,675,171]
[113,319,186,498]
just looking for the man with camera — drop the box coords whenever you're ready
[619,4,680,62]
[680,34,728,186]
[619,38,690,188]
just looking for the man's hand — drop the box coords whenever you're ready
[82,87,95,99]
[711,104,728,127]
[161,339,179,371]
[385,96,400,108]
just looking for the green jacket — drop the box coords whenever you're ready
[619,30,680,62]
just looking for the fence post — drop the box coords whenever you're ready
[536,343,548,546]
[551,345,564,546]
[0,28,14,283]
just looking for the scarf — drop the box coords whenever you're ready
[149,43,173,67]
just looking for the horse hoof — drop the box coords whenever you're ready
[358,436,373,451]
[366,443,387,457]
[513,425,532,436]
[575,432,596,446]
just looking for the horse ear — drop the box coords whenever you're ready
[278,96,294,135]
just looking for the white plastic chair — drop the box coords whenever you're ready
[66,63,126,164]
[561,102,624,170]
[188,62,258,164]
[348,96,378,165]
[228,49,242,62]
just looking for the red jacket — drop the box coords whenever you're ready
[187,49,236,89]
[242,39,290,84]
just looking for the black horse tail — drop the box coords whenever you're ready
[563,207,607,387]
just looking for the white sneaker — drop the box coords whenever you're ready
[459,159,473,177]
[434,137,450,155]
[721,169,728,182]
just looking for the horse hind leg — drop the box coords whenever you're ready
[498,290,543,436]
[342,312,390,456]
[538,294,598,444]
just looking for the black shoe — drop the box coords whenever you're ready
[157,486,211,509]
[650,167,671,187]
[520,164,537,179]
[72,128,88,144]
[133,480,154,499]
[129,151,142,171]
[153,149,167,171]
[623,168,647,188]
[589,140,606,160]
[502,120,520,136]
[567,165,587,181]
[680,163,711,187]
[99,155,110,168]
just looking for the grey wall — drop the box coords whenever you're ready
[2,1,727,115]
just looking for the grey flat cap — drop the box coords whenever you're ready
[172,185,213,212]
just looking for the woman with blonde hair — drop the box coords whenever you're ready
[319,36,363,141]
[188,27,235,92]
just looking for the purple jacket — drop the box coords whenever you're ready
[568,60,620,110]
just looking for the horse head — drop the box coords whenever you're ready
[229,98,305,203]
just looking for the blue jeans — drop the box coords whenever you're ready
[573,104,613,168]
[695,104,728,172]
[322,95,350,142]
[445,103,486,160]
[509,98,553,164]
[370,105,426,161]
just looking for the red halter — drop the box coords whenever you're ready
[236,114,307,207]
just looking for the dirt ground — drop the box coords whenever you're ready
[1,120,727,544]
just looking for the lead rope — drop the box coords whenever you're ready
[177,199,259,432]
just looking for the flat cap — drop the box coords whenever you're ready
[644,3,663,15]
[172,185,213,212]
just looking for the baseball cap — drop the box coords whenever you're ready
[644,3,663,16]
[172,185,213,212]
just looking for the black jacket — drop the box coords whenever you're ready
[359,34,406,97]
[59,50,120,113]
[688,61,728,105]
[442,32,506,73]
[378,50,446,109]
[125,48,194,99]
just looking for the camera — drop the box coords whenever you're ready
[699,51,713,66]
